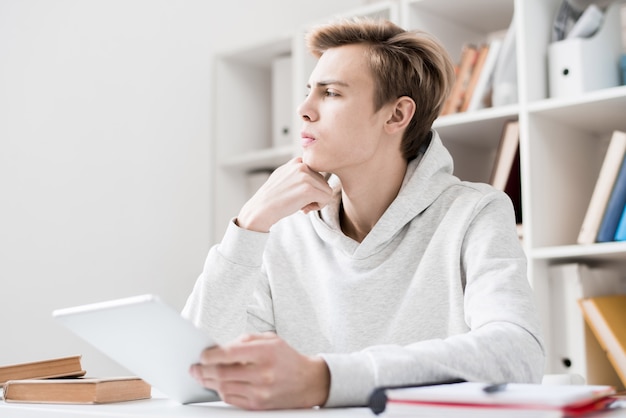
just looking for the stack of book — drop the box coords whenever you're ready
[0,355,150,404]
[440,38,504,117]
[577,130,626,244]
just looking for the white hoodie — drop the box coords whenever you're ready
[182,130,545,407]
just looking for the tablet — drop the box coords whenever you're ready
[52,294,220,404]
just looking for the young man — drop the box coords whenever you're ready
[183,18,545,410]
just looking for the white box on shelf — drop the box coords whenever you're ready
[547,262,626,387]
[548,1,623,99]
[272,55,293,148]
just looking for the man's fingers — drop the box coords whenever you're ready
[191,334,327,410]
[237,332,276,343]
[199,336,276,366]
[218,383,272,411]
[301,202,322,214]
[297,163,333,192]
[191,362,254,383]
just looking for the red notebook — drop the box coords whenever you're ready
[379,382,617,417]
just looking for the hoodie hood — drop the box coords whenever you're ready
[311,130,459,259]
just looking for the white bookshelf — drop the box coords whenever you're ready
[211,0,626,385]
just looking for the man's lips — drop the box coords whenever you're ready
[301,133,316,147]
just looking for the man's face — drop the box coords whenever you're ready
[298,44,391,175]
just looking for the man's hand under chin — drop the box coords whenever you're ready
[236,157,333,233]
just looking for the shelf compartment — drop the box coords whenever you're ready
[220,145,295,172]
[528,85,626,134]
[433,105,519,184]
[402,0,515,60]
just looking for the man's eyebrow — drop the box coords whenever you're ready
[306,80,350,89]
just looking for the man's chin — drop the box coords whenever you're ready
[301,155,323,173]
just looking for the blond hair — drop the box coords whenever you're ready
[306,17,455,160]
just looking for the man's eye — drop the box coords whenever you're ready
[325,90,338,97]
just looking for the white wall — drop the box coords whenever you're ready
[0,0,363,375]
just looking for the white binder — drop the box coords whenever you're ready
[548,1,622,98]
[271,54,293,147]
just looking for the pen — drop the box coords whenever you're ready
[483,382,508,393]
[368,378,466,415]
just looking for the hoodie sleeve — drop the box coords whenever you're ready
[181,219,276,343]
[320,190,545,407]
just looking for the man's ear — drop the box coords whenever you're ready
[384,96,415,134]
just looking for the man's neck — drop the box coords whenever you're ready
[338,157,408,243]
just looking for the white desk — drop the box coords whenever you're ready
[0,396,371,417]
[2,394,626,417]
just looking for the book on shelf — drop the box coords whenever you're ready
[441,43,478,116]
[597,154,626,242]
[506,154,522,226]
[491,12,517,107]
[458,43,490,113]
[548,263,626,387]
[369,381,617,417]
[2,376,151,404]
[578,130,626,245]
[615,204,626,241]
[490,120,519,191]
[579,294,626,388]
[490,120,522,224]
[0,355,85,387]
[460,38,503,113]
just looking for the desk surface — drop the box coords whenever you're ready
[0,396,371,417]
[2,394,626,417]
[0,399,373,418]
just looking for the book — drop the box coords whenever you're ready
[3,376,151,404]
[615,204,626,240]
[548,263,626,387]
[490,120,522,224]
[462,38,503,112]
[371,381,617,417]
[0,356,85,387]
[505,144,523,224]
[459,42,490,113]
[441,44,478,116]
[578,130,626,245]
[579,294,626,388]
[491,11,518,107]
[597,154,626,242]
[490,120,520,191]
